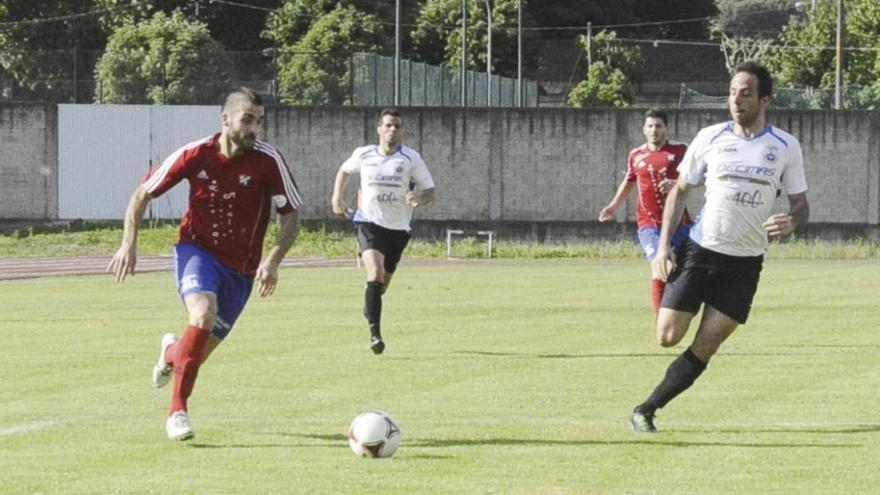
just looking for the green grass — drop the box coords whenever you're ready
[2,260,878,494]
[1,222,879,259]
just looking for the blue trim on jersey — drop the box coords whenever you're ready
[359,145,378,159]
[173,243,254,341]
[396,145,413,162]
[708,122,732,144]
[767,127,790,147]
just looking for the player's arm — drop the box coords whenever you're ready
[406,187,435,207]
[598,178,635,222]
[256,210,300,297]
[763,192,809,237]
[651,175,691,280]
[107,185,152,282]
[331,167,352,218]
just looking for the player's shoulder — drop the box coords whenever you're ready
[353,144,379,159]
[628,143,648,158]
[765,125,800,149]
[176,134,216,155]
[252,139,282,157]
[666,140,689,151]
[397,144,424,163]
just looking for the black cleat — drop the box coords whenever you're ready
[370,336,385,355]
[630,409,657,433]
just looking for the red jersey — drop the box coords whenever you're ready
[626,141,691,229]
[143,133,303,277]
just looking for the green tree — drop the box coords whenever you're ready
[274,4,386,105]
[764,0,880,90]
[411,0,531,76]
[94,10,233,104]
[0,0,109,100]
[567,30,642,108]
[712,0,801,39]
[97,0,285,50]
[567,61,634,108]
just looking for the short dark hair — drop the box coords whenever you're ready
[223,86,262,111]
[732,61,773,99]
[378,108,401,125]
[644,108,668,125]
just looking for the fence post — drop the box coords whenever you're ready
[72,47,78,103]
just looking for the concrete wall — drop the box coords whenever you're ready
[3,104,879,241]
[0,105,57,219]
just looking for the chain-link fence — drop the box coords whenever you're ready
[351,53,539,107]
[0,49,538,107]
[679,83,880,110]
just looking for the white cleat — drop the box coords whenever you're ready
[152,333,178,388]
[166,410,194,441]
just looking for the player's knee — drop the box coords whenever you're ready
[656,325,684,347]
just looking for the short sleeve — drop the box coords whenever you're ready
[410,154,435,189]
[341,148,364,174]
[678,131,709,186]
[781,139,808,195]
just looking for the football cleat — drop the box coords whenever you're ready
[630,409,657,433]
[370,336,385,355]
[152,333,178,388]
[166,410,194,441]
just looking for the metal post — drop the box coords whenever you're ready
[484,0,492,107]
[461,0,468,107]
[834,0,844,110]
[394,0,401,106]
[516,0,523,107]
[586,22,593,75]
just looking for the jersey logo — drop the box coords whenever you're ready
[197,170,209,179]
[667,153,675,162]
[395,165,404,173]
[763,146,779,164]
[239,175,252,186]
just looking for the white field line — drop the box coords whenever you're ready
[0,420,55,436]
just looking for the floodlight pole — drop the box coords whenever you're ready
[485,0,492,107]
[516,0,523,107]
[394,0,401,106]
[461,0,468,107]
[834,0,844,110]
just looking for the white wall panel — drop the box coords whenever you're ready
[59,105,150,220]
[58,105,218,220]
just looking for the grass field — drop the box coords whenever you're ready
[2,259,878,494]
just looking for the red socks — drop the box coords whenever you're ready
[651,279,666,314]
[167,325,211,414]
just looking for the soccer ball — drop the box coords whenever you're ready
[347,410,401,458]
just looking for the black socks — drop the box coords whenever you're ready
[364,281,385,339]
[636,348,707,414]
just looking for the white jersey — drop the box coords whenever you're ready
[680,121,808,257]
[341,144,435,231]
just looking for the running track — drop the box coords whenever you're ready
[0,255,356,281]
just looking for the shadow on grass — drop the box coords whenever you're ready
[670,425,880,435]
[293,433,858,450]
[456,350,676,359]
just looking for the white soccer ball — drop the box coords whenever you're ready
[347,410,401,458]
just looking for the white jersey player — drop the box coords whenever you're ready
[629,61,810,433]
[331,109,436,354]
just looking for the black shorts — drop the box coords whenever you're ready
[661,239,763,324]
[356,222,411,273]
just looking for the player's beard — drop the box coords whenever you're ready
[233,132,257,150]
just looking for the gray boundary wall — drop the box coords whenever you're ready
[0,105,57,219]
[3,104,879,240]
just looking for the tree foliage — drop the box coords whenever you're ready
[568,30,642,108]
[274,5,386,105]
[765,0,880,88]
[0,0,108,99]
[94,10,233,104]
[411,0,534,76]
[712,0,801,39]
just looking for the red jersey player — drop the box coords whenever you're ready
[108,87,302,441]
[599,108,692,313]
